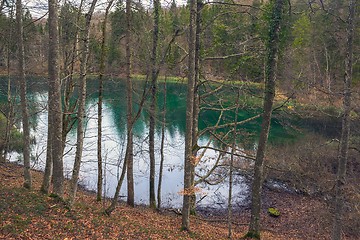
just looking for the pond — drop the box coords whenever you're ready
[2,76,299,209]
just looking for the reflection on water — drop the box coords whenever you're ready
[4,78,297,208]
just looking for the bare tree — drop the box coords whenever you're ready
[148,0,160,210]
[125,0,135,207]
[157,78,166,209]
[2,4,14,162]
[228,89,240,239]
[182,0,197,230]
[332,0,356,239]
[69,0,98,206]
[47,0,64,198]
[246,0,285,238]
[16,0,31,189]
[97,0,115,202]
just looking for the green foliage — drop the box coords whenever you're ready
[0,113,24,153]
[292,14,311,48]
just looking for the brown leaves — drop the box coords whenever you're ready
[178,186,203,196]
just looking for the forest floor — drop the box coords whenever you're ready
[0,162,357,240]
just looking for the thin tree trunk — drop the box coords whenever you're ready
[48,0,64,198]
[190,0,202,215]
[331,0,356,239]
[97,0,115,202]
[181,0,197,231]
[105,150,128,215]
[247,0,284,238]
[126,0,134,207]
[3,74,12,161]
[16,0,31,189]
[228,90,240,239]
[3,6,14,161]
[41,112,53,193]
[149,0,160,210]
[157,77,167,209]
[69,0,98,206]
[61,0,84,153]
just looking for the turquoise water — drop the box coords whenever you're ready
[1,76,299,208]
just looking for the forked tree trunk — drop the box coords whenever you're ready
[181,0,197,231]
[332,0,356,239]
[247,0,284,238]
[16,0,31,189]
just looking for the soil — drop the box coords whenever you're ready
[0,162,358,239]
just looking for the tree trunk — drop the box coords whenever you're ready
[3,11,14,161]
[189,0,202,215]
[69,0,98,206]
[228,90,240,239]
[126,0,134,207]
[181,0,197,231]
[61,0,83,154]
[48,0,64,198]
[97,0,114,202]
[41,112,53,193]
[105,150,127,215]
[16,0,32,189]
[157,77,167,209]
[149,0,160,210]
[332,0,356,239]
[247,0,285,238]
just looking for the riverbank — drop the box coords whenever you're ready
[2,162,358,240]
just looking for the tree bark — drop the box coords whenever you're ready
[157,78,166,209]
[247,0,285,238]
[126,0,134,207]
[16,0,31,189]
[228,90,240,239]
[61,0,84,154]
[182,0,197,231]
[97,0,115,203]
[189,0,202,215]
[332,0,356,239]
[48,0,64,198]
[149,0,160,210]
[3,7,14,161]
[69,0,98,206]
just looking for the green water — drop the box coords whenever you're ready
[0,76,302,207]
[0,76,299,149]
